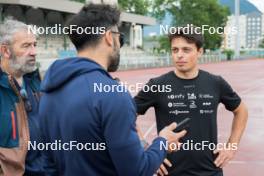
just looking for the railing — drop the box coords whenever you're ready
[36,49,264,72]
[240,49,264,58]
[118,53,226,70]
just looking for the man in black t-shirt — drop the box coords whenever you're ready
[134,26,248,176]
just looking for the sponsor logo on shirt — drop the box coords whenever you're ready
[199,109,214,114]
[168,102,187,108]
[187,93,197,100]
[167,94,185,99]
[199,94,214,99]
[169,110,190,115]
[189,100,197,109]
[202,102,211,106]
[183,85,195,89]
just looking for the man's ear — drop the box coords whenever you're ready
[198,47,204,57]
[0,45,11,59]
[104,30,113,47]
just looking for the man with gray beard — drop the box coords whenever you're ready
[0,19,51,176]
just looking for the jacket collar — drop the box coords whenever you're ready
[0,68,40,89]
[0,67,10,89]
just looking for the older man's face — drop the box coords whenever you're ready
[8,30,37,74]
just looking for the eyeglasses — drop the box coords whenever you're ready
[20,89,32,112]
[111,31,125,48]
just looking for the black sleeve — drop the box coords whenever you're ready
[218,76,241,111]
[134,79,157,115]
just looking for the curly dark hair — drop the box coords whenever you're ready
[66,3,121,51]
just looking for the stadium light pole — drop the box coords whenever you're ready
[0,6,3,22]
[234,0,240,59]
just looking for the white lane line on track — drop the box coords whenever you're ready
[230,161,264,165]
[143,123,156,139]
[240,79,264,95]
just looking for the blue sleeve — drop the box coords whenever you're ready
[38,110,59,176]
[41,149,58,176]
[101,91,167,176]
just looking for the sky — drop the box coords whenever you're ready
[249,0,264,13]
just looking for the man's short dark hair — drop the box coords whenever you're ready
[168,25,204,50]
[66,3,121,51]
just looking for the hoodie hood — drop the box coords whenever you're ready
[41,57,110,92]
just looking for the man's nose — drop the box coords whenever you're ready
[29,45,36,56]
[177,50,184,59]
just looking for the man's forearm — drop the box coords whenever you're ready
[228,102,248,145]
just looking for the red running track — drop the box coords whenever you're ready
[111,58,264,176]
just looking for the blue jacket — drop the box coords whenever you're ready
[0,68,48,175]
[39,57,167,176]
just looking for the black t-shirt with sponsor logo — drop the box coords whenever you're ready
[134,70,241,176]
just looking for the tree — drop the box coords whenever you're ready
[259,38,264,48]
[157,35,171,53]
[223,49,234,60]
[71,0,150,16]
[152,0,230,50]
[70,0,86,3]
[118,0,150,15]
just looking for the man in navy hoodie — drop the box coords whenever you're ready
[38,3,187,176]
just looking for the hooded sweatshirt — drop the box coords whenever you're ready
[38,57,167,176]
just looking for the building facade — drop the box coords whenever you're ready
[223,12,263,49]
